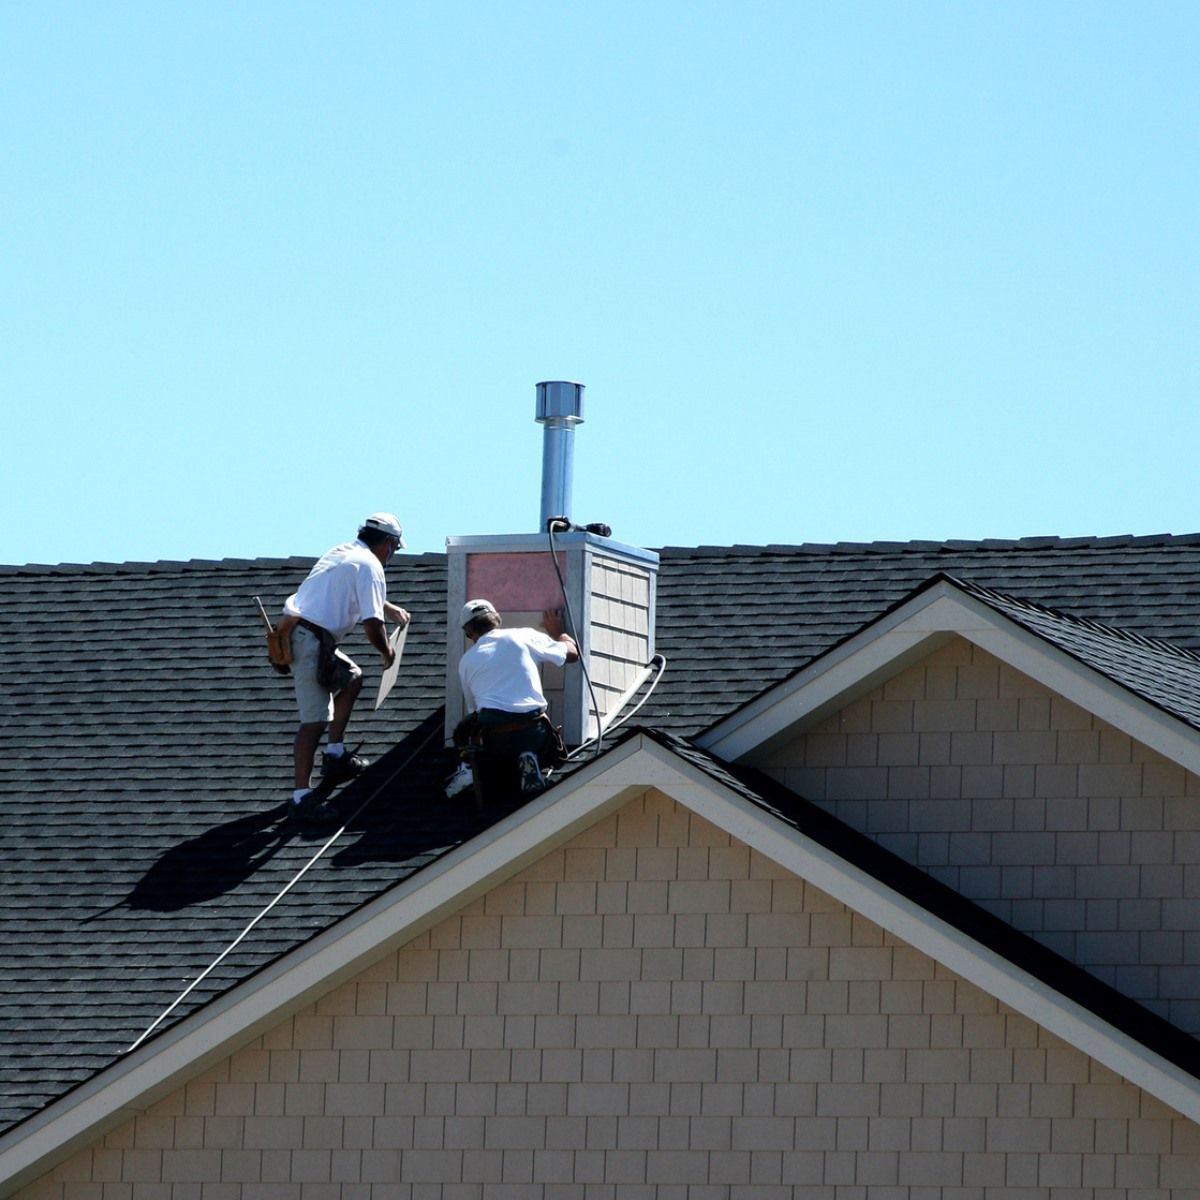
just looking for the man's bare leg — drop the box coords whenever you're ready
[329,674,363,746]
[294,722,327,789]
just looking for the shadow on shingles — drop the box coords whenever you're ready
[84,804,298,918]
[329,789,524,870]
[83,711,527,916]
[328,712,527,869]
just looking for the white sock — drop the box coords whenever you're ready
[326,742,345,758]
[292,788,312,805]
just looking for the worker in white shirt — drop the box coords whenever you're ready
[277,513,410,822]
[458,598,578,797]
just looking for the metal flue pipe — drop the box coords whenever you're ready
[535,380,585,530]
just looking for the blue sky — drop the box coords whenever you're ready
[3,2,1197,566]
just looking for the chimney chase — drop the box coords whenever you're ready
[444,380,658,747]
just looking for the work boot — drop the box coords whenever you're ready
[290,791,341,826]
[321,748,369,784]
[516,751,546,796]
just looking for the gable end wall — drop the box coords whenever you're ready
[16,788,1200,1198]
[748,636,1200,1033]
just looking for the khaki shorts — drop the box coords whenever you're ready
[290,625,362,724]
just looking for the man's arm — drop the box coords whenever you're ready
[541,609,580,663]
[363,617,395,666]
[458,657,477,714]
[384,601,410,626]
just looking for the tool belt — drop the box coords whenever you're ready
[476,708,545,736]
[295,618,354,693]
[454,710,567,766]
[479,715,544,736]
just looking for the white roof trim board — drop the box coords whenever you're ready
[4,732,1200,1193]
[698,577,1200,774]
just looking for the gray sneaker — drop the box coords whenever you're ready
[290,791,341,825]
[322,749,369,784]
[516,751,546,796]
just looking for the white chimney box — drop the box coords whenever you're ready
[444,531,659,745]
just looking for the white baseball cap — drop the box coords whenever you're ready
[460,598,498,628]
[362,512,405,548]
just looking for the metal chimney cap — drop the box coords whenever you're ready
[535,380,585,425]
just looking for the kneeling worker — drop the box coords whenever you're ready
[458,599,579,796]
[279,512,410,822]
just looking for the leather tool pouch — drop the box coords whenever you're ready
[315,629,353,693]
[266,628,293,669]
[541,716,568,767]
[453,712,480,749]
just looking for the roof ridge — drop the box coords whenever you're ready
[656,533,1200,556]
[0,552,449,574]
[8,534,1200,572]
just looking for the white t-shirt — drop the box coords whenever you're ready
[283,539,386,641]
[459,627,571,714]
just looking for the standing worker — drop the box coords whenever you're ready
[278,513,410,822]
[458,599,579,797]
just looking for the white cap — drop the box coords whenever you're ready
[362,512,405,548]
[461,598,498,628]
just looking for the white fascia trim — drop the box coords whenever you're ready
[699,582,1200,777]
[0,738,653,1195]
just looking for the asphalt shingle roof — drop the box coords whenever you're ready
[645,535,1200,734]
[5,534,1200,1133]
[0,553,458,1129]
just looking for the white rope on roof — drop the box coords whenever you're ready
[125,720,444,1055]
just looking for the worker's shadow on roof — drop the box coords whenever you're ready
[328,712,525,869]
[90,805,298,916]
[88,712,515,913]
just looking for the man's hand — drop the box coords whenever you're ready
[384,602,410,627]
[542,609,580,663]
[363,617,394,666]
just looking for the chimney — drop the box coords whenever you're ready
[445,381,659,746]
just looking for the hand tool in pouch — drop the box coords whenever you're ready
[253,595,293,674]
